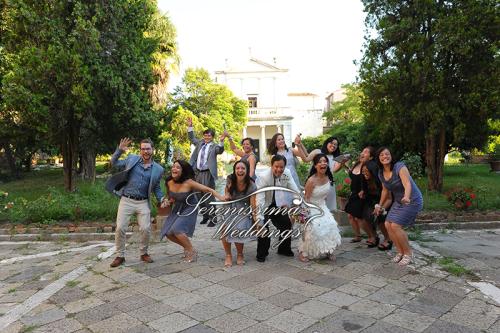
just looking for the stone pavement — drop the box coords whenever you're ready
[0,225,499,333]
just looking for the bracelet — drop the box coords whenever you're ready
[375,204,382,209]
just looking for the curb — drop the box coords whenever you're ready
[414,221,500,230]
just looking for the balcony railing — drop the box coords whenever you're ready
[248,107,291,119]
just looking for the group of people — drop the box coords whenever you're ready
[105,122,423,269]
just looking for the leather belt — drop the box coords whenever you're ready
[123,194,148,201]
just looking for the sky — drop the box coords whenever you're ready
[157,0,366,97]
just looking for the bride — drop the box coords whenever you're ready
[298,153,342,261]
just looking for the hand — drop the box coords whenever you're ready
[401,197,411,205]
[224,194,232,201]
[213,191,226,201]
[160,197,172,208]
[358,190,365,199]
[186,117,193,127]
[219,133,226,141]
[373,204,382,216]
[118,137,132,151]
[294,134,301,145]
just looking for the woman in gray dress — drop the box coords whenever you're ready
[227,136,258,180]
[161,160,225,262]
[374,147,423,266]
[221,160,257,267]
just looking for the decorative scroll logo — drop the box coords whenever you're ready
[177,187,325,249]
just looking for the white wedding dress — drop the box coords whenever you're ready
[299,182,342,259]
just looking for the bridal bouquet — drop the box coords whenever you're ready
[289,206,310,224]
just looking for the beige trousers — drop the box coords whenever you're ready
[115,197,151,257]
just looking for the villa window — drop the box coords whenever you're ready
[248,96,258,108]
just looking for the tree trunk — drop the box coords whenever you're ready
[81,148,96,182]
[425,128,446,191]
[61,123,80,192]
[3,144,20,179]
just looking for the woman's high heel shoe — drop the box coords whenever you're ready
[398,254,413,266]
[224,254,233,267]
[298,252,309,262]
[236,254,245,266]
[392,253,403,263]
[184,250,197,263]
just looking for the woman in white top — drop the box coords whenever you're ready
[267,133,316,188]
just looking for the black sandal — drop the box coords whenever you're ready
[350,237,362,243]
[378,240,393,251]
[367,237,380,248]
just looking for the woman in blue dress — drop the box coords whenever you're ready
[161,160,225,263]
[220,160,257,267]
[374,147,423,266]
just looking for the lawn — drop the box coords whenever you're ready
[0,162,498,224]
[323,163,499,211]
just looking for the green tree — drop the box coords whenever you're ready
[1,1,178,187]
[164,68,248,157]
[78,2,178,181]
[359,0,499,191]
[324,83,363,124]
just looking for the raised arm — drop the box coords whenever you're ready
[187,117,199,146]
[215,133,225,155]
[292,135,320,162]
[228,136,244,157]
[187,179,225,201]
[110,137,132,170]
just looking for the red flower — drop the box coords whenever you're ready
[465,201,472,207]
[470,193,476,199]
[344,178,351,184]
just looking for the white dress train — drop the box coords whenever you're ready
[299,182,342,259]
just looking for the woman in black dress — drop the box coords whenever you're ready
[361,161,392,250]
[344,146,378,246]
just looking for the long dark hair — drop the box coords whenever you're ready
[307,153,334,186]
[267,133,288,156]
[361,162,381,194]
[321,137,340,157]
[376,146,396,171]
[226,160,252,196]
[166,160,195,185]
[352,145,376,171]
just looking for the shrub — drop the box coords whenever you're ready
[445,187,476,210]
[296,162,311,186]
[336,177,352,198]
[400,152,424,178]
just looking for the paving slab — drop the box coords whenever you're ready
[1,227,499,333]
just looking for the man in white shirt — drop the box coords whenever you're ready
[255,154,300,262]
[187,118,226,226]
